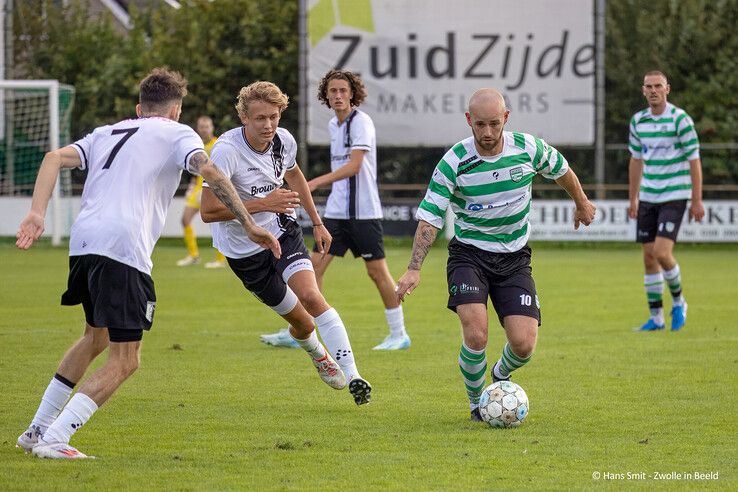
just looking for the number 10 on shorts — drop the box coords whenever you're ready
[520,294,540,308]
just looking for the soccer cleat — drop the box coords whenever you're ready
[16,425,42,452]
[671,302,688,331]
[204,260,226,269]
[372,333,411,350]
[636,318,665,331]
[348,378,372,405]
[259,328,299,348]
[470,407,483,422]
[32,441,92,459]
[176,255,200,267]
[491,361,510,383]
[311,353,347,390]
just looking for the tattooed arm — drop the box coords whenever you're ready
[192,151,282,258]
[395,220,440,302]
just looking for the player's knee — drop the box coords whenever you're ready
[120,354,140,378]
[654,248,672,266]
[298,289,328,316]
[463,330,488,351]
[511,335,536,359]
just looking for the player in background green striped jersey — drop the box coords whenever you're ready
[396,88,595,421]
[628,71,704,332]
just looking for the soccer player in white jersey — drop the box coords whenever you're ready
[628,71,704,332]
[260,69,410,351]
[15,68,279,459]
[396,88,596,421]
[200,81,372,405]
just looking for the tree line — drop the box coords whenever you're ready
[12,0,737,187]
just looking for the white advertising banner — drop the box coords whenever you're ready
[529,200,738,243]
[308,0,595,146]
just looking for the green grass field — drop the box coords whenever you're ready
[1,242,736,490]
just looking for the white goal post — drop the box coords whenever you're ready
[0,79,74,246]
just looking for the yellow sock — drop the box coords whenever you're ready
[214,250,225,262]
[184,225,199,257]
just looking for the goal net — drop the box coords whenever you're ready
[0,80,75,244]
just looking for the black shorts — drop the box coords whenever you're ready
[446,239,540,326]
[227,221,311,307]
[61,254,156,342]
[636,200,687,243]
[313,218,385,261]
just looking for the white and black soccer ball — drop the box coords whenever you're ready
[478,381,529,428]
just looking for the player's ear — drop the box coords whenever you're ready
[135,104,142,117]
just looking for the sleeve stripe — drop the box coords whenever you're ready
[419,199,445,218]
[550,151,564,175]
[183,148,201,172]
[72,143,88,169]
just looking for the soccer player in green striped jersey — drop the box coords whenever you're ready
[628,71,704,332]
[396,88,595,421]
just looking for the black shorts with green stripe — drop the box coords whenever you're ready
[445,238,540,326]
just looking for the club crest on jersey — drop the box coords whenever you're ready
[510,167,523,182]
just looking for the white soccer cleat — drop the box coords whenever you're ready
[16,425,42,453]
[204,260,226,269]
[372,334,411,350]
[260,328,299,348]
[176,255,200,267]
[32,441,93,459]
[311,353,347,390]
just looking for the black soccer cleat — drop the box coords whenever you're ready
[470,407,483,422]
[348,378,372,405]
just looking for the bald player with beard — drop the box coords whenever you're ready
[396,88,596,421]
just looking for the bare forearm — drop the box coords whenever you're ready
[287,168,322,225]
[689,158,703,201]
[312,161,361,189]
[555,168,588,206]
[628,158,643,201]
[30,152,64,216]
[194,154,254,228]
[408,221,439,271]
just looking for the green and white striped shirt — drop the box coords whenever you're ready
[416,132,569,253]
[629,103,699,203]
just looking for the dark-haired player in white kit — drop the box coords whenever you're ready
[15,68,280,459]
[200,81,371,405]
[261,69,410,350]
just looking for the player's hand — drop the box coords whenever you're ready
[396,270,420,302]
[307,179,319,193]
[628,199,638,219]
[16,211,45,250]
[689,200,705,222]
[313,224,332,257]
[246,225,281,259]
[574,199,596,230]
[262,188,300,214]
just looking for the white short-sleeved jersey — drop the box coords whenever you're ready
[69,116,204,274]
[324,109,382,219]
[416,131,569,253]
[207,126,298,258]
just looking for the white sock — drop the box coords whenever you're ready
[384,306,406,338]
[293,330,326,359]
[314,308,360,381]
[30,376,74,434]
[42,393,98,445]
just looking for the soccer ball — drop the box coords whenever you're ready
[478,381,529,428]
